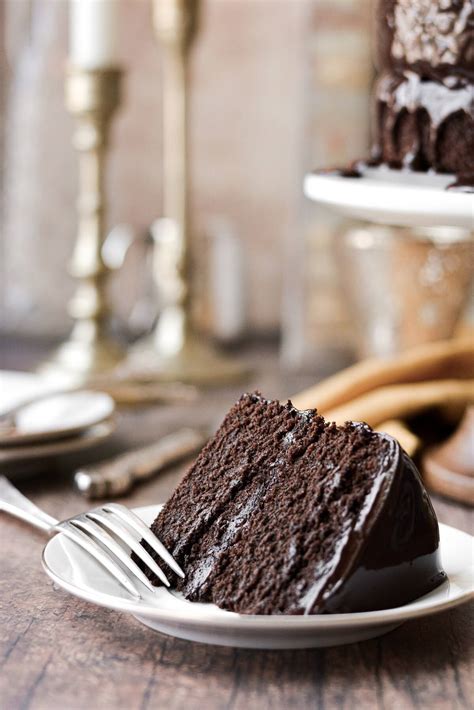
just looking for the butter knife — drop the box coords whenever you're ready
[74,427,206,499]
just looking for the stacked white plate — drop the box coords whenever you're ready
[0,371,116,477]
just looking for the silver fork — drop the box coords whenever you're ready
[0,475,183,599]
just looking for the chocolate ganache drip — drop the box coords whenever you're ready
[446,173,474,191]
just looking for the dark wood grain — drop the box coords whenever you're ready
[0,341,473,710]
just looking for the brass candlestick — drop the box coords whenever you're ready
[40,67,125,382]
[129,0,247,384]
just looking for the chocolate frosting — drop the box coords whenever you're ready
[314,439,446,613]
[315,166,363,178]
[446,173,474,190]
[373,69,473,170]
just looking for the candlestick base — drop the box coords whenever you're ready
[127,331,249,386]
[38,323,125,385]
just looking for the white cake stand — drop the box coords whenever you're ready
[304,166,473,231]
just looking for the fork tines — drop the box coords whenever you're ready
[59,503,183,599]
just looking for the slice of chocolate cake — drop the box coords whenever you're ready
[144,393,446,614]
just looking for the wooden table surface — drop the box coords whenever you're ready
[0,340,472,710]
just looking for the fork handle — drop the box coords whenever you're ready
[74,427,206,499]
[0,476,58,533]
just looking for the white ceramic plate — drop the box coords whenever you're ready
[1,370,59,412]
[1,390,115,447]
[304,166,473,229]
[0,420,115,464]
[0,371,115,475]
[42,505,474,649]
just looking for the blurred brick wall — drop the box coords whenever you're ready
[0,0,373,344]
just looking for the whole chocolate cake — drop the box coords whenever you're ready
[372,0,474,176]
[144,393,446,614]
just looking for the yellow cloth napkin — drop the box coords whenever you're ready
[292,338,474,457]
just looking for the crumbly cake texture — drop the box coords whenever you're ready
[372,0,474,176]
[142,393,446,615]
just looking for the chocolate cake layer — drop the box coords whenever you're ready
[142,394,446,615]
